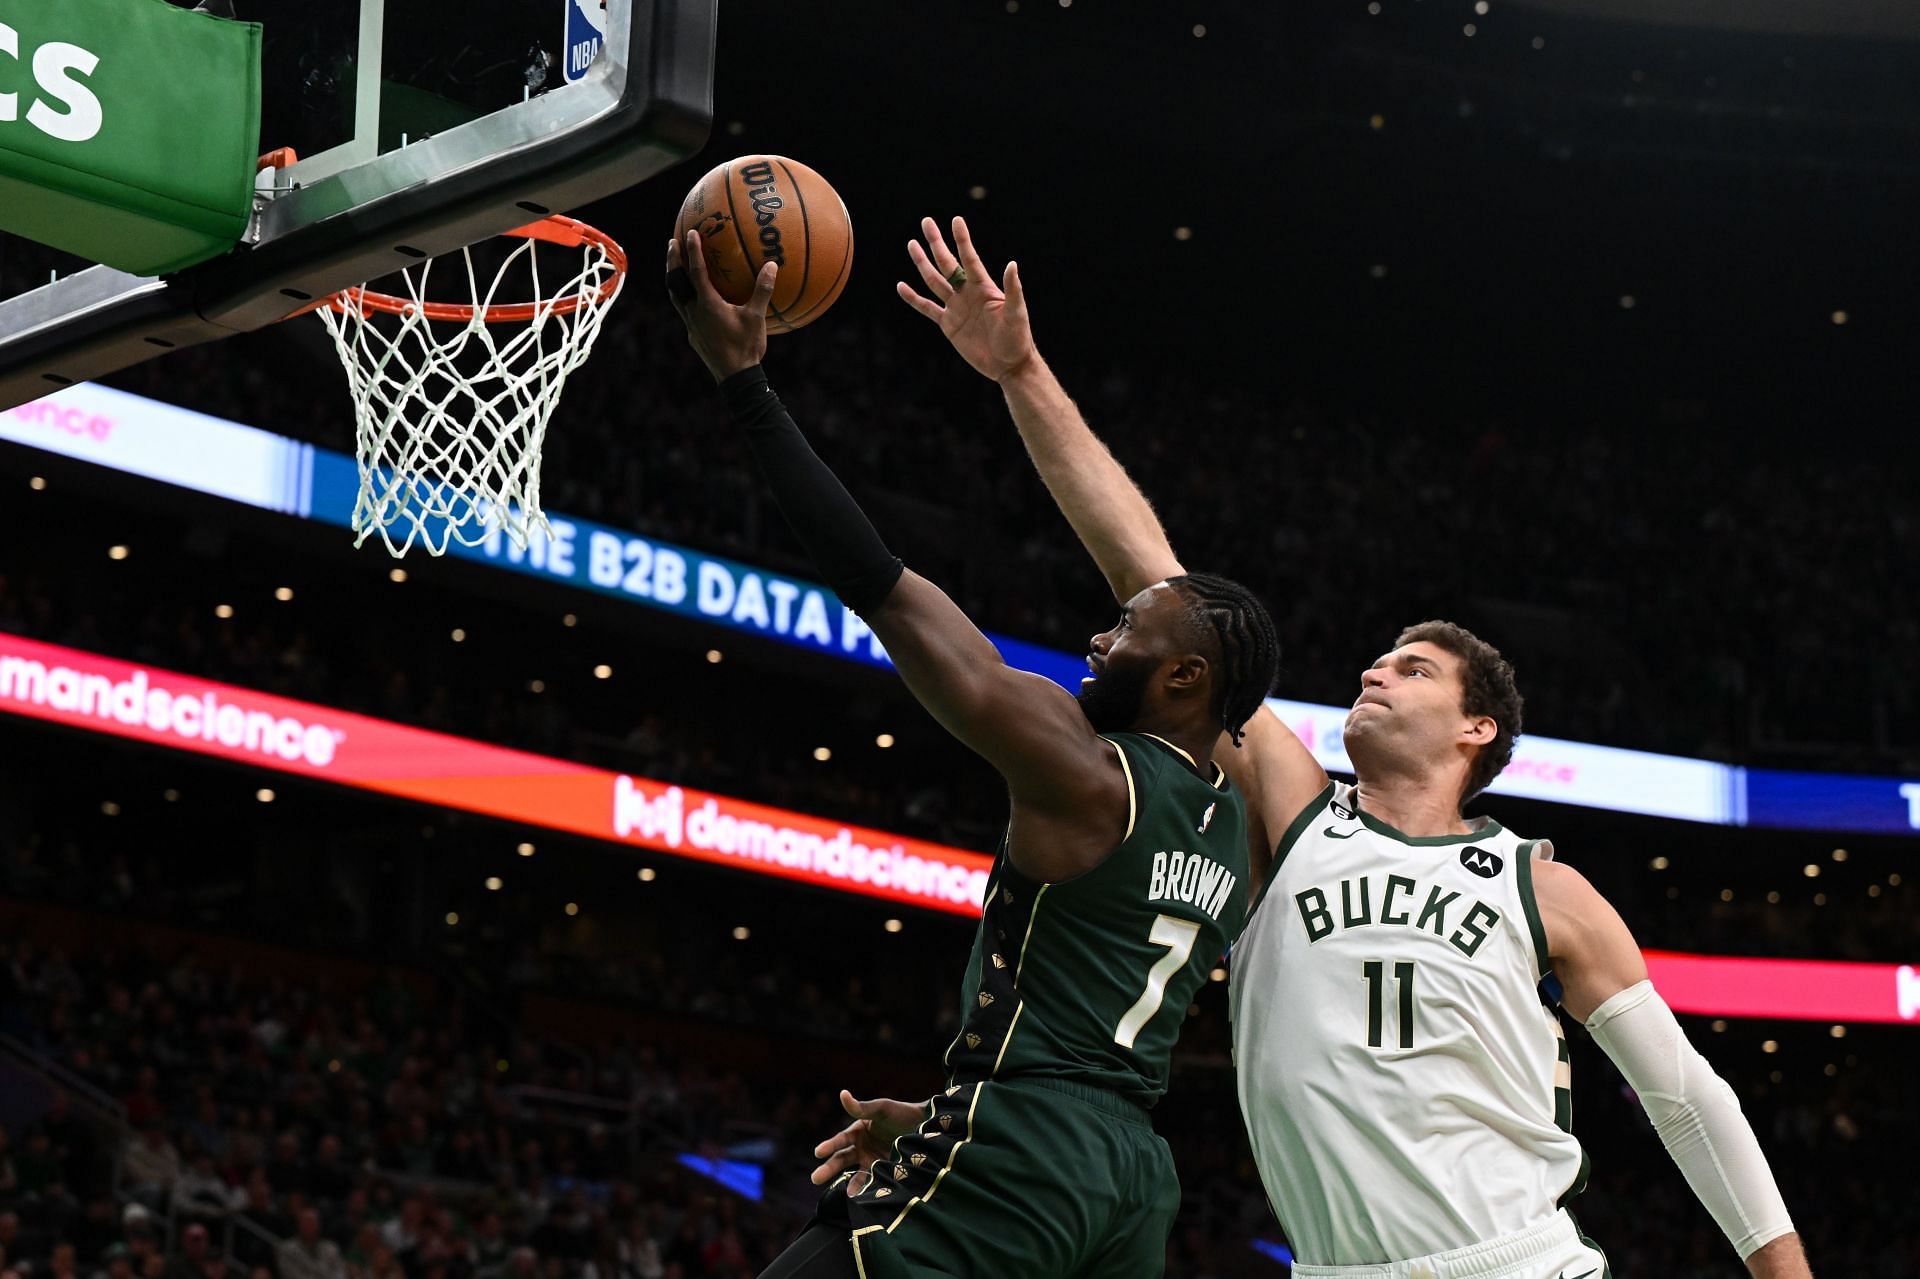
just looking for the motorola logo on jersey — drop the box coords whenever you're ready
[1460,846,1504,878]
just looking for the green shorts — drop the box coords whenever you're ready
[821,1075,1179,1279]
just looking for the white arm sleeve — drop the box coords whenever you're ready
[1585,980,1795,1260]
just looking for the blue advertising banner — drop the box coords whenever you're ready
[5,383,1915,839]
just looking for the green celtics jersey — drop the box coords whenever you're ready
[942,732,1250,1108]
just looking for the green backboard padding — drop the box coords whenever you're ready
[0,0,261,275]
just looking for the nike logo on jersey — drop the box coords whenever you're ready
[1198,802,1217,834]
[1324,826,1359,839]
[1558,1269,1597,1279]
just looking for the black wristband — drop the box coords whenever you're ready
[719,367,904,614]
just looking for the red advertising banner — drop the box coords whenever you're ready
[1645,950,1918,1026]
[0,632,993,916]
[3,629,1915,1022]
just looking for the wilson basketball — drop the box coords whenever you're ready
[675,155,853,333]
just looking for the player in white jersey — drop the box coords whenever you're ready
[866,218,1817,1279]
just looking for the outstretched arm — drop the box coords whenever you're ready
[667,234,1126,881]
[1535,859,1812,1279]
[897,218,1179,602]
[899,217,1329,868]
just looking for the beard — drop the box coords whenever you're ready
[1076,659,1152,734]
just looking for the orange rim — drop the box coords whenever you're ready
[323,216,629,324]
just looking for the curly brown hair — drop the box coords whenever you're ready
[1393,620,1523,803]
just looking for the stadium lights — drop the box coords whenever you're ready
[884,918,904,933]
[517,843,536,857]
[1191,24,1207,38]
[1463,23,1477,36]
[706,649,723,664]
[101,801,120,816]
[1173,226,1193,241]
[1711,1020,1727,1033]
[1719,888,1733,901]
[274,586,294,601]
[445,912,459,925]
[732,926,750,940]
[529,680,546,693]
[1824,1064,1838,1077]
[1830,1025,1847,1038]
[484,876,502,891]
[563,613,578,627]
[593,664,612,679]
[1210,967,1227,983]
[1892,874,1904,887]
[813,747,832,762]
[1831,848,1848,861]
[108,545,129,560]
[1766,891,1780,904]
[876,733,895,749]
[1650,856,1669,870]
[162,789,179,802]
[564,902,579,916]
[256,788,275,803]
[1831,311,1849,326]
[638,867,657,882]
[1474,1,1488,12]
[29,476,46,490]
[451,628,466,642]
[1532,35,1546,49]
[214,604,234,619]
[1619,295,1637,309]
[1803,864,1821,877]
[1761,1040,1778,1054]
[1868,885,1882,898]
[1813,893,1827,906]
[968,185,988,200]
[389,568,407,583]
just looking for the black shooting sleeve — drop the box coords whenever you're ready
[720,366,904,614]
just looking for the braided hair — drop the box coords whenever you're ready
[1166,573,1282,747]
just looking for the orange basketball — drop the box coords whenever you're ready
[675,155,853,333]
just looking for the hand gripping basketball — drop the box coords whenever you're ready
[898,215,1037,384]
[666,230,778,383]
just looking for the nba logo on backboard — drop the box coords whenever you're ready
[564,0,608,83]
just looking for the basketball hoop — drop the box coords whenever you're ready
[312,214,629,557]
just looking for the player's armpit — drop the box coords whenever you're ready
[1529,857,1649,1023]
[1213,704,1331,889]
[864,572,1129,854]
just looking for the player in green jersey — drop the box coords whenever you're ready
[874,217,1814,1279]
[666,234,1281,1279]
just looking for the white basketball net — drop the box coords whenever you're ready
[316,220,626,557]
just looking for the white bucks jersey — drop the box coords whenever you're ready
[1229,782,1587,1267]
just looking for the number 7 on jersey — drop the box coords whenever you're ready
[1114,914,1203,1049]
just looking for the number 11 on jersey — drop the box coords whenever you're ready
[1362,959,1417,1049]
